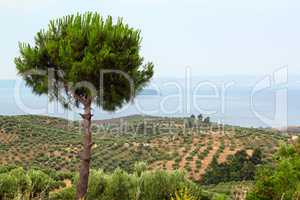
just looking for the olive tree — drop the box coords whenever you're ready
[15,12,153,199]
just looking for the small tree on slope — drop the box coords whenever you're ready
[15,12,153,199]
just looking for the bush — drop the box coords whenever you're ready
[106,168,137,200]
[49,187,75,200]
[9,167,31,193]
[212,194,229,200]
[0,173,18,199]
[0,165,17,174]
[171,188,195,200]
[0,165,209,200]
[202,149,262,185]
[78,168,138,200]
[28,169,56,197]
[138,170,187,200]
[246,139,300,200]
[134,161,147,177]
[86,169,109,200]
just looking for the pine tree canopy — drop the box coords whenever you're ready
[15,12,154,111]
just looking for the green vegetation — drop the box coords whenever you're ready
[246,139,300,200]
[0,115,287,180]
[171,188,197,200]
[0,164,216,200]
[202,149,262,185]
[15,11,154,199]
[0,166,59,199]
[0,115,296,199]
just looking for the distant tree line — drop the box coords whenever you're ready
[186,114,211,129]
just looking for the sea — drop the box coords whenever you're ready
[0,75,299,128]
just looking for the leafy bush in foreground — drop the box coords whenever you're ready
[49,187,75,200]
[0,172,18,199]
[246,139,300,200]
[171,188,195,200]
[0,163,215,200]
[0,167,56,199]
[28,169,56,197]
[76,168,205,200]
[62,165,209,200]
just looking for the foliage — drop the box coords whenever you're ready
[57,168,209,200]
[49,187,75,200]
[110,168,137,200]
[9,167,31,194]
[203,181,253,198]
[28,169,56,197]
[134,161,147,177]
[202,149,262,185]
[246,139,300,200]
[0,114,292,199]
[0,115,286,181]
[0,165,18,174]
[85,169,108,200]
[15,12,154,111]
[15,12,154,198]
[0,167,56,199]
[171,188,195,200]
[211,194,229,200]
[203,117,210,124]
[0,173,18,199]
[138,170,186,200]
[197,114,203,122]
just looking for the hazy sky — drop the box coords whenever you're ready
[0,0,298,79]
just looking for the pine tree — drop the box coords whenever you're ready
[15,12,153,199]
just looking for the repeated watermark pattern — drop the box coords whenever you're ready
[14,66,289,132]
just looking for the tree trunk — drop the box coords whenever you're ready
[76,101,93,200]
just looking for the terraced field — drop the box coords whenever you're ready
[0,115,290,181]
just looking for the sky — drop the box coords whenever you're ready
[0,0,299,79]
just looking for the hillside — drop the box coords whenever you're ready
[0,115,289,181]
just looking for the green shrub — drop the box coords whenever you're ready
[0,165,17,174]
[28,169,55,197]
[49,187,75,200]
[202,149,262,185]
[246,140,300,200]
[106,168,137,200]
[0,164,209,200]
[9,167,31,193]
[0,173,18,199]
[212,194,229,200]
[134,161,147,177]
[171,188,196,200]
[138,170,186,200]
[86,169,108,200]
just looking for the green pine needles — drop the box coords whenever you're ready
[15,12,154,111]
